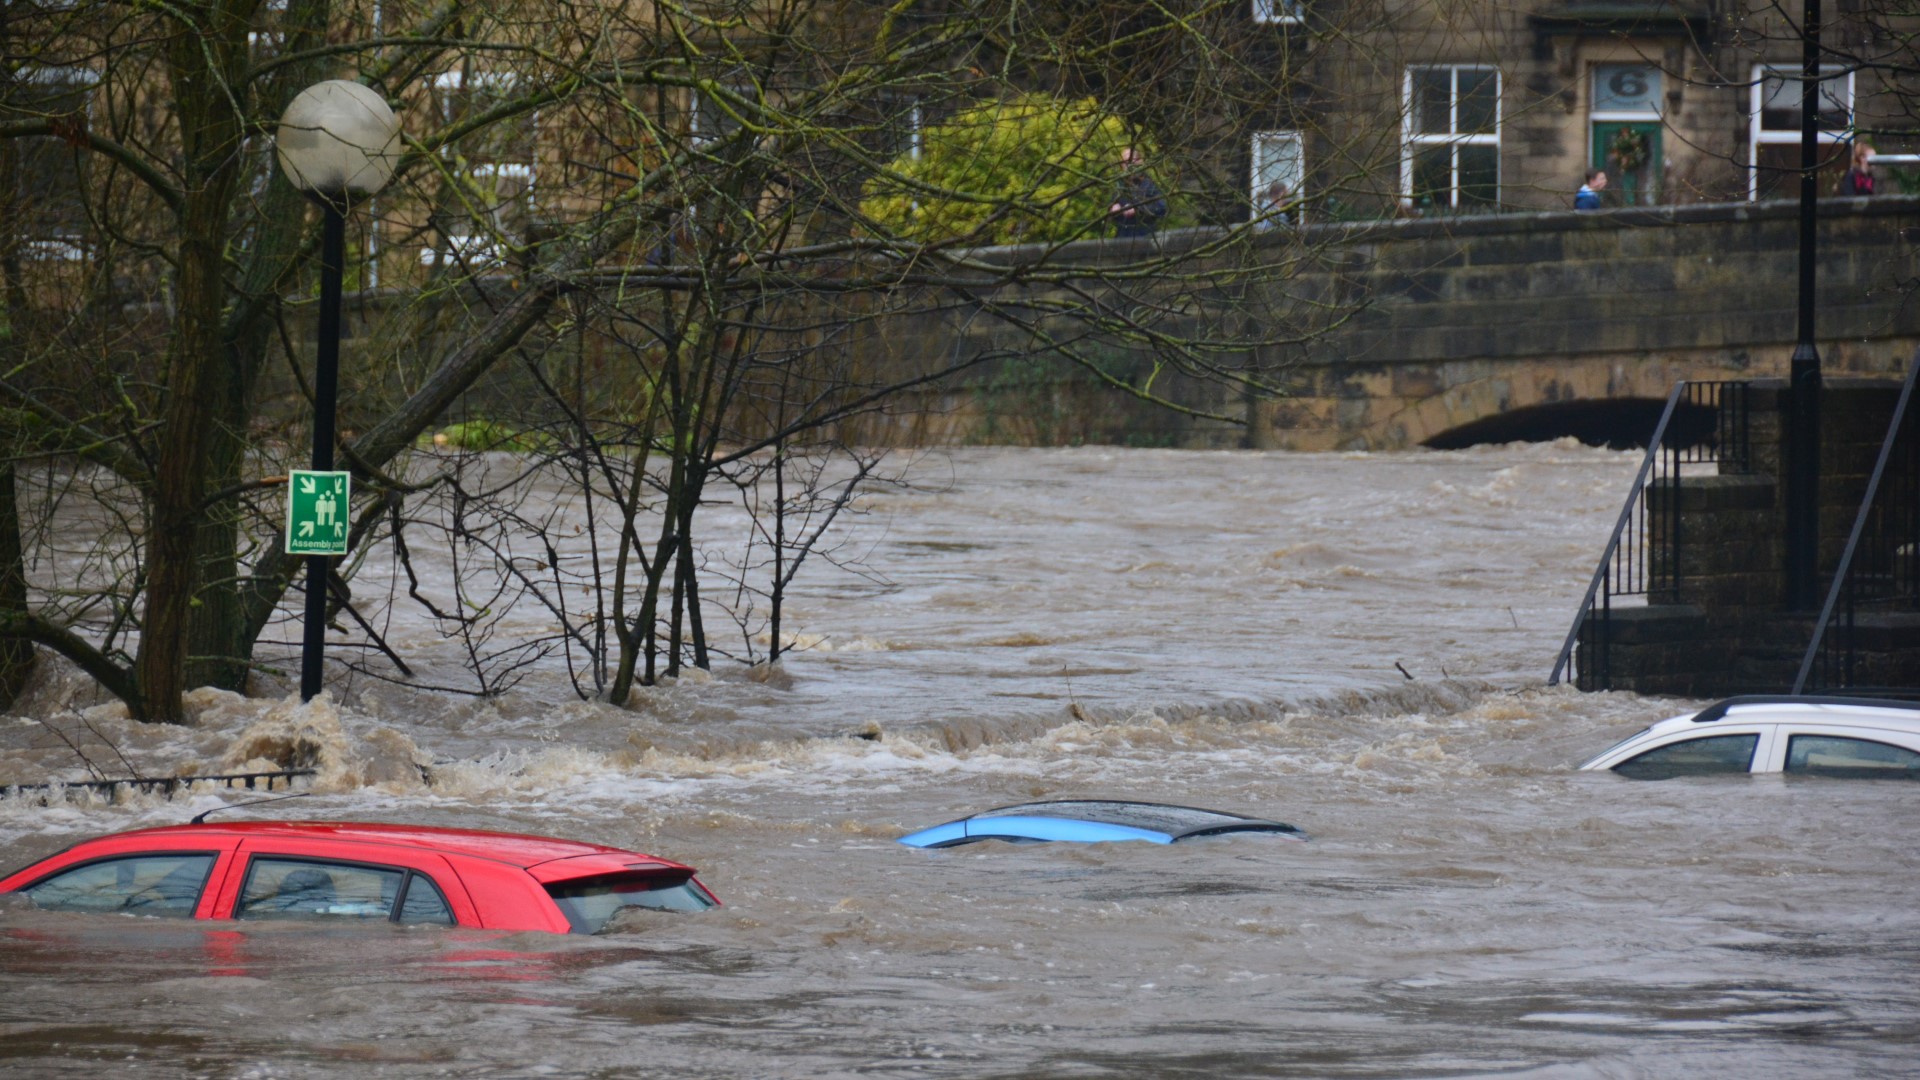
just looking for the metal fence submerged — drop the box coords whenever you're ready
[0,768,315,803]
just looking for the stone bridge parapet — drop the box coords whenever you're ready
[1257,195,1920,450]
[864,195,1920,450]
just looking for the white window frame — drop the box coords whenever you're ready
[424,69,535,269]
[1252,0,1302,24]
[364,196,381,289]
[1401,65,1502,210]
[1250,130,1304,225]
[1748,63,1854,201]
[14,65,100,261]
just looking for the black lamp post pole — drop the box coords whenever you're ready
[1786,0,1824,610]
[300,201,346,701]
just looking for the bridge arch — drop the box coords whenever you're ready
[1314,351,1763,451]
[1422,396,1697,449]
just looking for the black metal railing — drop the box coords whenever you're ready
[0,768,315,802]
[1550,379,1753,689]
[1793,349,1920,694]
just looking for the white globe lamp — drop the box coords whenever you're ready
[275,80,401,204]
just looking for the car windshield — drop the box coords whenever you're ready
[973,801,1282,837]
[545,872,715,934]
[1581,726,1653,768]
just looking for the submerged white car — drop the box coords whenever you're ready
[1580,696,1920,780]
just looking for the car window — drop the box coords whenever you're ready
[22,853,215,917]
[545,872,715,934]
[1785,735,1920,779]
[397,871,455,926]
[235,858,402,921]
[1614,733,1759,779]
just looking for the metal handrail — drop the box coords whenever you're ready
[1792,347,1920,693]
[0,768,315,800]
[1549,382,1688,685]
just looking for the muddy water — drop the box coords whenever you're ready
[2,443,1918,1078]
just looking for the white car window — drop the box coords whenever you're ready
[1614,733,1759,779]
[1784,735,1920,779]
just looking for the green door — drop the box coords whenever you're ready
[1591,122,1662,206]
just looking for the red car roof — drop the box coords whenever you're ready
[90,821,687,871]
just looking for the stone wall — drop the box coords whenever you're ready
[1255,196,1920,449]
[283,196,1920,454]
[863,194,1920,451]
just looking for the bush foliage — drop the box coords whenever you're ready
[860,95,1162,246]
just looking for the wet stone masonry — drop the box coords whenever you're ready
[1578,380,1920,696]
[1255,198,1920,451]
[857,195,1920,450]
[290,197,1920,453]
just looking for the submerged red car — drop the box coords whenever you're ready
[0,821,717,934]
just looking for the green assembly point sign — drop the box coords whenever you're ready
[285,470,351,556]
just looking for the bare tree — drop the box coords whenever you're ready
[1,0,1404,719]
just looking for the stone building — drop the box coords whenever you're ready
[1230,0,1918,218]
[5,0,1915,278]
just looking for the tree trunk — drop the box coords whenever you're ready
[137,18,248,723]
[0,113,37,708]
[184,414,250,693]
[0,463,35,710]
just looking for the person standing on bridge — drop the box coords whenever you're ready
[1254,180,1293,230]
[1110,148,1168,238]
[1574,168,1607,210]
[1841,142,1876,196]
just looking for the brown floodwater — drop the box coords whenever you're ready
[2,443,1917,1078]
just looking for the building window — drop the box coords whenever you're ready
[1250,130,1303,226]
[1252,0,1303,24]
[1591,63,1662,117]
[249,0,288,56]
[1402,66,1500,212]
[422,69,536,268]
[1748,64,1853,201]
[5,65,97,259]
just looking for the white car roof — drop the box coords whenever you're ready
[1685,695,1920,732]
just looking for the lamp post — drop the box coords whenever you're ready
[274,80,401,701]
[1785,0,1823,609]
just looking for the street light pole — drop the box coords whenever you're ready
[300,203,346,701]
[275,79,400,701]
[1786,0,1823,609]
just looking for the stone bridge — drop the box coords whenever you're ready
[871,195,1920,451]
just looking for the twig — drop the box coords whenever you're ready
[327,572,416,678]
[32,718,110,782]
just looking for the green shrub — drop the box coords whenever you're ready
[860,94,1168,246]
[431,419,549,453]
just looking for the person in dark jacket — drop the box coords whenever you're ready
[1841,142,1875,196]
[1574,168,1607,210]
[1110,148,1167,238]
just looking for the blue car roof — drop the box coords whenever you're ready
[897,800,1306,848]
